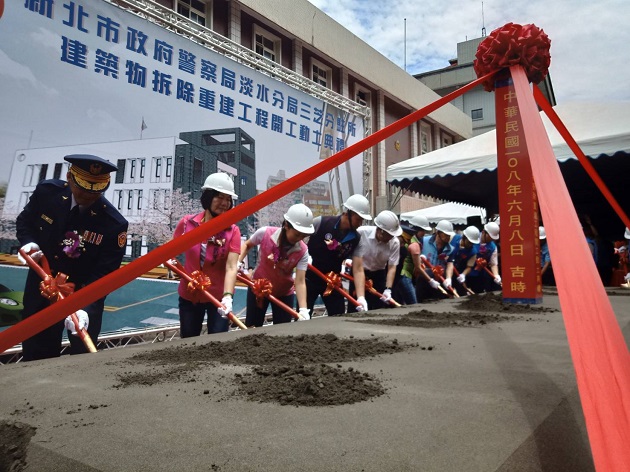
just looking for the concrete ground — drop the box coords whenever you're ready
[2,291,629,472]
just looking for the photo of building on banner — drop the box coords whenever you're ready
[0,0,366,257]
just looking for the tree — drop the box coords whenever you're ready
[251,192,296,232]
[129,188,200,249]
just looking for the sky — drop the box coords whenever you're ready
[306,0,630,103]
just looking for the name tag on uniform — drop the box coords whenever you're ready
[40,214,53,224]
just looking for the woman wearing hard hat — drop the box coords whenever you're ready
[172,172,241,337]
[239,203,315,326]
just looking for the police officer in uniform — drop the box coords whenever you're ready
[16,154,128,361]
[305,194,372,316]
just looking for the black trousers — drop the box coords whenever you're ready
[348,268,388,313]
[306,271,346,316]
[245,288,295,327]
[21,269,104,361]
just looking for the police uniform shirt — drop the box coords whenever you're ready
[16,179,128,288]
[354,226,400,272]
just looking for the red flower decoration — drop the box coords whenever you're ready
[474,23,551,92]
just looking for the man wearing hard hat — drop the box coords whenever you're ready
[350,210,402,312]
[305,194,372,316]
[444,225,481,296]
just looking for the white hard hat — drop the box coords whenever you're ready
[343,194,372,220]
[484,221,500,240]
[409,214,432,231]
[463,226,481,244]
[374,210,403,237]
[539,226,546,239]
[625,227,630,239]
[201,172,238,198]
[284,203,315,234]
[435,219,455,236]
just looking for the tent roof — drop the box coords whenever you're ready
[387,101,630,238]
[400,202,486,225]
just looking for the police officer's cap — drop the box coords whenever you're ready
[64,154,118,193]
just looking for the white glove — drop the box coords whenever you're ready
[298,308,311,321]
[428,279,440,290]
[380,288,392,303]
[457,273,466,284]
[625,273,630,282]
[442,277,452,289]
[64,310,89,335]
[420,254,428,263]
[356,296,368,312]
[18,242,43,264]
[217,295,233,318]
[494,275,502,285]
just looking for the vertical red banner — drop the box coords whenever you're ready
[495,78,542,303]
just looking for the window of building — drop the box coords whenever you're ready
[420,122,432,154]
[253,25,281,63]
[19,192,31,210]
[130,159,136,181]
[137,190,143,211]
[127,190,134,212]
[116,159,126,184]
[53,163,63,180]
[471,108,483,121]
[140,158,146,180]
[165,157,172,182]
[177,0,211,28]
[311,59,331,88]
[38,164,48,182]
[115,190,123,210]
[152,156,162,183]
[355,86,371,107]
[164,189,171,211]
[442,134,453,147]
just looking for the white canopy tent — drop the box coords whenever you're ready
[387,101,630,238]
[400,202,486,226]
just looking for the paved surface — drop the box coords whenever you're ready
[2,292,630,472]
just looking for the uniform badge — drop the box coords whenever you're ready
[118,232,127,248]
[40,214,53,224]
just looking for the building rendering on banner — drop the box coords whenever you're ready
[2,0,472,254]
[415,36,556,137]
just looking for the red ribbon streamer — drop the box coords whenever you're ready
[511,65,630,471]
[0,70,496,355]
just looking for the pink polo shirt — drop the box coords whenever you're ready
[173,212,241,301]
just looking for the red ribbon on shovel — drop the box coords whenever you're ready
[236,273,299,320]
[19,249,96,353]
[164,259,247,330]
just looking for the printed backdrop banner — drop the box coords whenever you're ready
[0,0,364,202]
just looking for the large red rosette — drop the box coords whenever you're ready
[474,23,551,92]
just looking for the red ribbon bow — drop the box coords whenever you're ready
[186,270,212,304]
[474,23,551,92]
[432,265,444,279]
[39,273,75,302]
[323,272,342,296]
[252,278,273,308]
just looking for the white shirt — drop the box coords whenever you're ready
[354,226,400,271]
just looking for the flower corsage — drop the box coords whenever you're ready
[61,231,85,258]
